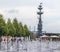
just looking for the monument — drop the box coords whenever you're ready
[37,3,43,38]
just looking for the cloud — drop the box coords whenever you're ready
[2,6,37,18]
[43,21,60,33]
[43,7,60,17]
[8,9,19,13]
[0,6,38,31]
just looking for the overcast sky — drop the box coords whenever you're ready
[0,0,60,33]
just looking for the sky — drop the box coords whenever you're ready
[0,0,60,33]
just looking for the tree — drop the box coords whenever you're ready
[13,18,19,37]
[18,22,25,37]
[7,18,16,37]
[0,14,5,36]
[24,24,30,37]
[3,23,8,36]
[0,14,31,37]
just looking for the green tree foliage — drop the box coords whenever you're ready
[0,14,5,36]
[13,18,20,37]
[18,22,25,37]
[0,14,31,37]
[3,23,8,36]
[24,24,30,37]
[7,18,16,37]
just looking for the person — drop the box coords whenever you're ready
[11,37,16,42]
[0,37,2,42]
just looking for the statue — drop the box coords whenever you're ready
[37,3,43,38]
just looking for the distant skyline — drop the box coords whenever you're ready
[0,0,60,33]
